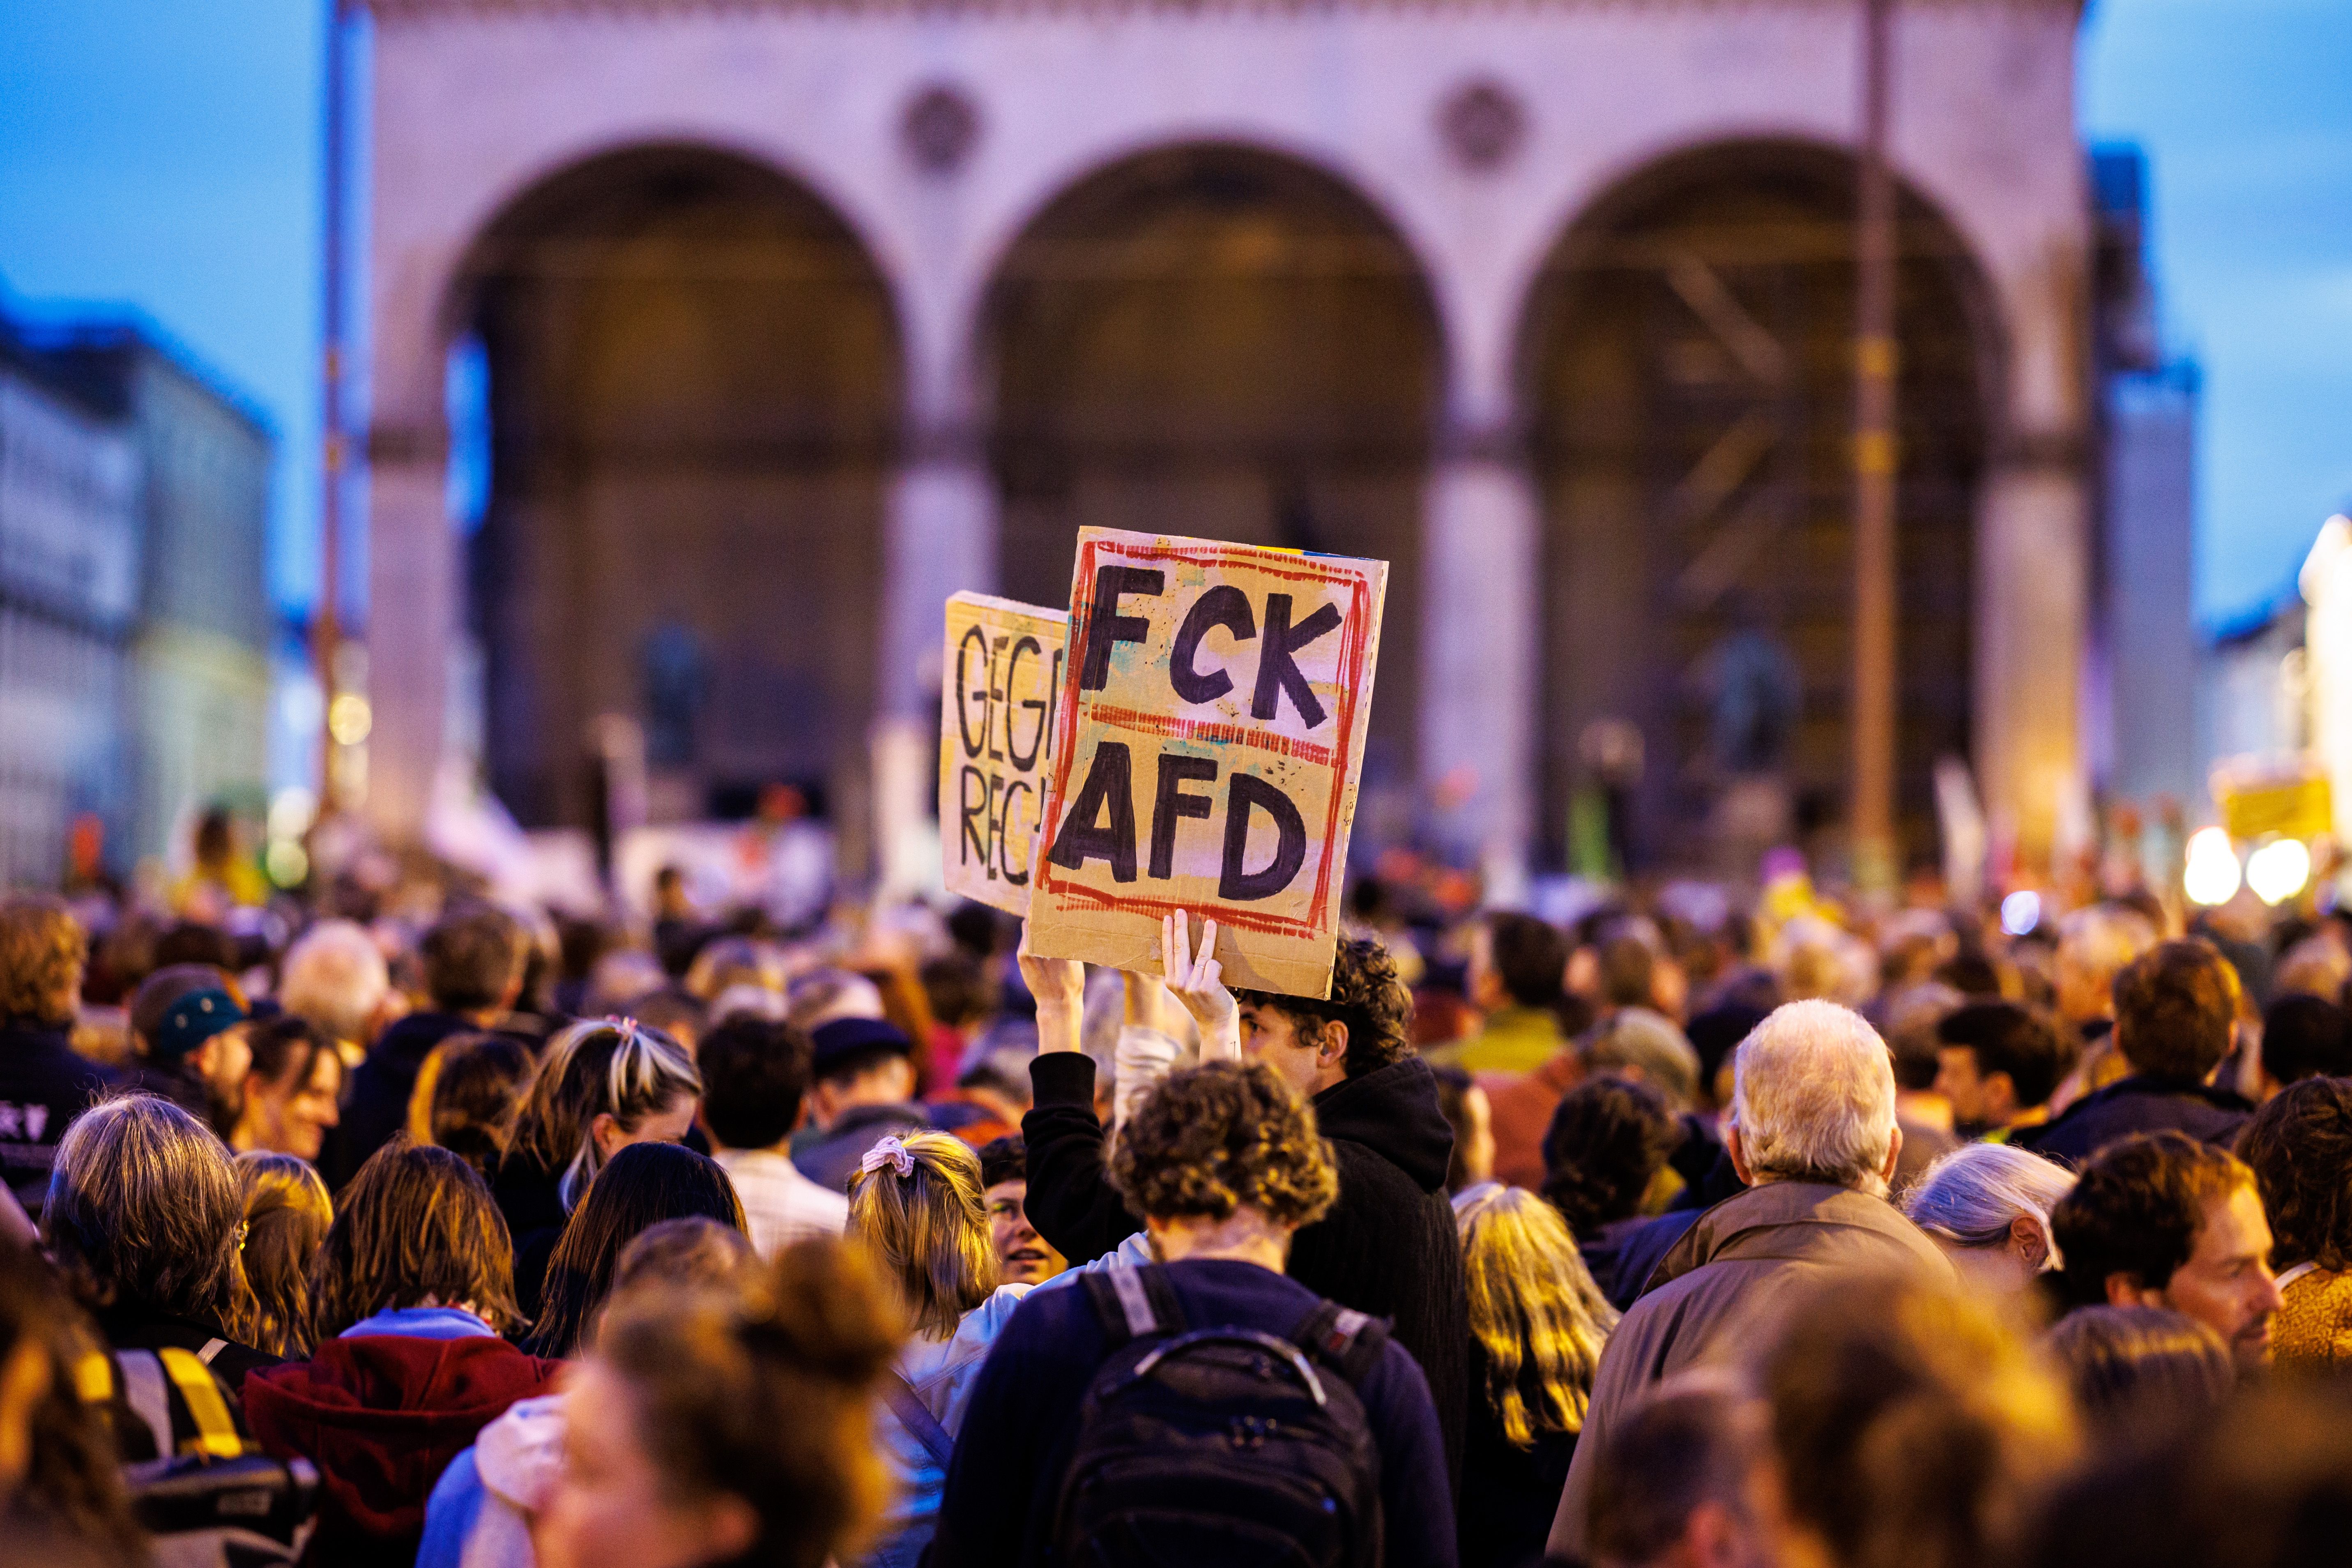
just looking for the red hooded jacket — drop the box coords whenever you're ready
[244,1333,561,1568]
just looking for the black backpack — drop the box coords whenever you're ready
[1054,1265,1388,1568]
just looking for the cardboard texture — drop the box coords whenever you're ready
[1027,527,1387,999]
[938,592,1069,916]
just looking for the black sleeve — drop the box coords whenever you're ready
[1361,1344,1460,1568]
[1020,1053,1141,1266]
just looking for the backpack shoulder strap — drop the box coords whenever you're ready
[156,1346,245,1458]
[1291,1301,1391,1387]
[881,1373,957,1471]
[114,1350,174,1460]
[1082,1264,1187,1350]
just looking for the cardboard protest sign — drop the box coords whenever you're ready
[938,593,1068,915]
[1026,528,1386,998]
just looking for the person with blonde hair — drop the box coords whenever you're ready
[1454,1183,1618,1568]
[846,1130,1025,1568]
[1903,1141,2076,1298]
[0,893,119,1215]
[493,1017,701,1316]
[234,1150,333,1358]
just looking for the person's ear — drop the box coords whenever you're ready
[1878,1123,1903,1188]
[1725,1124,1755,1186]
[1984,1071,2018,1119]
[2011,1213,2051,1271]
[589,1111,624,1159]
[1316,1020,1349,1070]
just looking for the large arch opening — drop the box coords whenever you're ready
[1519,140,1997,876]
[982,145,1442,842]
[453,144,900,851]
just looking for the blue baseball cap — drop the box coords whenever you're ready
[810,1016,914,1080]
[152,989,246,1064]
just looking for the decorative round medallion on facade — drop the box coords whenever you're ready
[1437,78,1526,172]
[902,83,981,175]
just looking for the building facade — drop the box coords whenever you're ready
[5,315,275,878]
[0,321,140,886]
[360,0,2101,882]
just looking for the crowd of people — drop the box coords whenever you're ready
[4,852,2352,1568]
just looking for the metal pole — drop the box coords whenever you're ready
[316,0,347,814]
[1850,0,1898,892]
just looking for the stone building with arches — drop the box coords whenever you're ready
[357,0,2108,885]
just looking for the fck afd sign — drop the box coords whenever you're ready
[1026,528,1387,999]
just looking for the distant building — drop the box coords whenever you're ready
[2088,143,2201,811]
[3,305,274,877]
[2202,593,2304,778]
[0,316,140,886]
[360,0,2113,879]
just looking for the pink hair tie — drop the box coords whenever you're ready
[859,1136,917,1179]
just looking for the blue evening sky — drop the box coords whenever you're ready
[0,0,2345,627]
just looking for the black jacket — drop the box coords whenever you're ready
[96,1306,282,1424]
[323,1012,478,1192]
[2012,1074,2254,1166]
[0,1020,118,1215]
[1461,1339,1577,1568]
[1022,1051,1470,1486]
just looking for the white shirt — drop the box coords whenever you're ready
[711,1146,849,1257]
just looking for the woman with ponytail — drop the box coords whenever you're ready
[843,1131,1030,1568]
[494,1018,700,1315]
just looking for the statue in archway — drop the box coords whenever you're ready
[1705,610,1801,776]
[640,622,708,771]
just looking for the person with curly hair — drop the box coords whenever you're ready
[1018,921,1471,1482]
[1540,1076,1689,1306]
[2235,1075,2352,1371]
[930,1059,1454,1568]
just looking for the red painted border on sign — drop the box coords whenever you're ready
[1034,535,1374,941]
